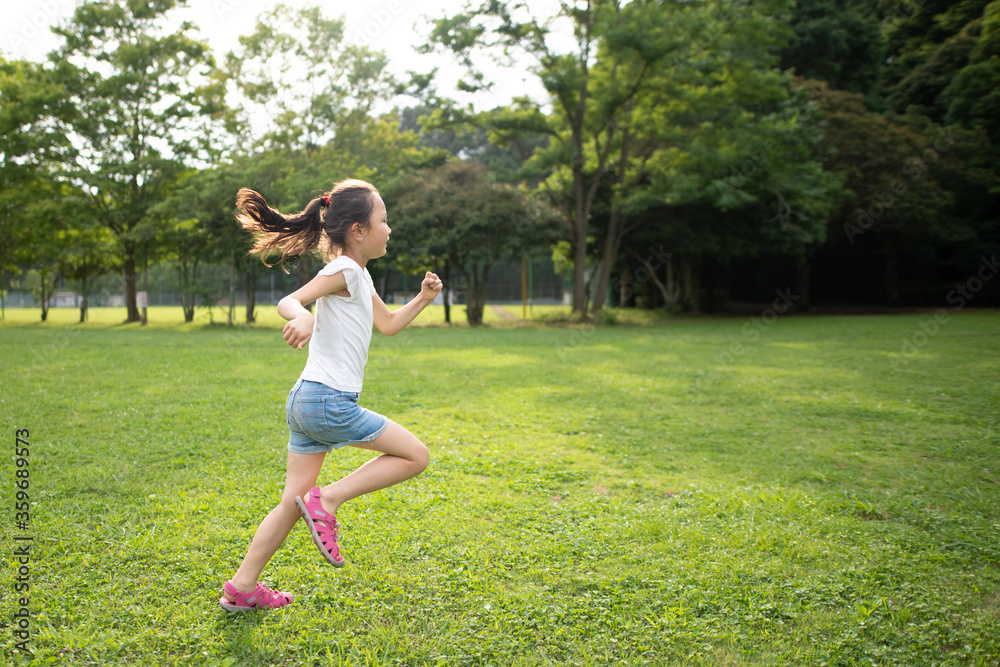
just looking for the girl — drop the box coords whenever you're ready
[220,178,442,611]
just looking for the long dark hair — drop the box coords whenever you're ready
[236,179,379,270]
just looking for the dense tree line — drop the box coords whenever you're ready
[2,0,997,325]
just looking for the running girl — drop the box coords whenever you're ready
[220,179,442,611]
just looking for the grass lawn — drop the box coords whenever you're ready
[0,302,649,329]
[1,309,998,665]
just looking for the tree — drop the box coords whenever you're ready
[873,0,999,303]
[171,216,211,323]
[388,161,561,325]
[58,220,117,323]
[223,3,395,153]
[885,13,985,119]
[220,4,412,296]
[778,0,885,96]
[423,0,696,316]
[516,0,837,313]
[0,57,74,317]
[223,153,293,324]
[13,177,68,321]
[942,2,1000,161]
[50,0,215,322]
[155,164,255,326]
[400,104,548,183]
[804,80,985,304]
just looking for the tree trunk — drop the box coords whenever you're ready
[466,263,483,326]
[459,260,491,327]
[593,95,634,313]
[180,260,197,323]
[467,262,487,326]
[442,260,451,325]
[141,243,149,326]
[245,264,257,324]
[592,217,623,313]
[571,170,589,316]
[569,21,589,318]
[227,245,236,327]
[628,247,680,316]
[80,274,89,323]
[680,253,701,315]
[179,263,187,322]
[124,248,140,322]
[39,269,51,322]
[467,303,483,326]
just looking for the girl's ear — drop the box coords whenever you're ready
[350,222,363,240]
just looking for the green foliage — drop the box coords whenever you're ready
[47,0,217,321]
[943,57,1000,146]
[56,200,117,322]
[423,0,704,314]
[388,160,561,325]
[885,16,983,119]
[2,313,999,663]
[223,4,394,152]
[779,0,885,95]
[881,0,999,160]
[3,0,998,317]
[0,58,75,278]
[971,0,1000,60]
[805,79,995,278]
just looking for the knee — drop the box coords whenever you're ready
[278,493,300,514]
[410,442,430,474]
[279,485,310,511]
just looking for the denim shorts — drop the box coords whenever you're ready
[286,379,389,455]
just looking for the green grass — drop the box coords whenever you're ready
[2,309,999,665]
[0,302,654,329]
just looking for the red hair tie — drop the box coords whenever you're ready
[321,194,330,207]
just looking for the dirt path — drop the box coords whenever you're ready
[490,305,518,321]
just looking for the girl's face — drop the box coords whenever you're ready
[361,194,391,259]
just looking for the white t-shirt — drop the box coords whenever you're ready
[299,255,376,392]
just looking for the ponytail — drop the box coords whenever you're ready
[237,179,379,270]
[236,188,325,270]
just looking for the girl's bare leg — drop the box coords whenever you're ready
[318,420,429,515]
[229,450,327,593]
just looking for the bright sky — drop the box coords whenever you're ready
[1,0,558,112]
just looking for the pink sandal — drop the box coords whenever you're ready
[295,486,346,567]
[219,581,293,612]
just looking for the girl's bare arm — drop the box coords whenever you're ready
[277,272,349,349]
[371,271,443,336]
